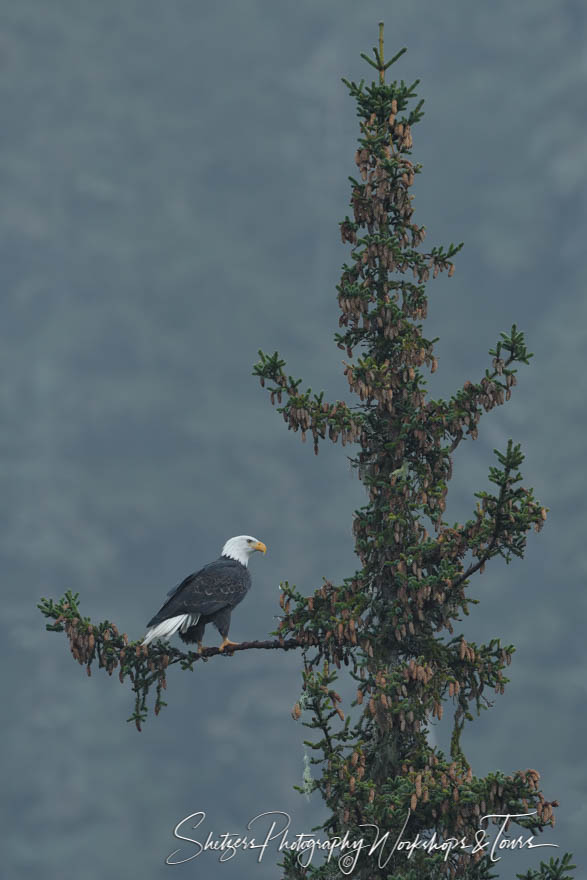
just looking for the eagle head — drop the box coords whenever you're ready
[222,535,267,566]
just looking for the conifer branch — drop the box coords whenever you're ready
[38,591,302,729]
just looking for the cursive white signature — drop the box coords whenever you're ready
[165,809,558,872]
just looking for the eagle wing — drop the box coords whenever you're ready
[147,557,251,627]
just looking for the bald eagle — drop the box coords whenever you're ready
[142,535,266,651]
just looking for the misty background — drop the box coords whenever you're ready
[2,2,585,878]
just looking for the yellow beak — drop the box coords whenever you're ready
[253,541,267,554]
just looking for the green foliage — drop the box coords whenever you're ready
[39,590,184,729]
[516,853,576,880]
[39,590,300,730]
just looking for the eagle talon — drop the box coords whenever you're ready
[219,638,239,652]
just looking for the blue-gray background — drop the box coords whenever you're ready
[3,2,585,878]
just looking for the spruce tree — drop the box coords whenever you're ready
[39,24,573,880]
[253,24,571,880]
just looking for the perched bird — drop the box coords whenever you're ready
[142,535,266,651]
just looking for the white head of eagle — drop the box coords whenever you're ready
[221,535,267,566]
[142,535,267,651]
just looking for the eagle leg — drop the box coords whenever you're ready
[213,607,236,652]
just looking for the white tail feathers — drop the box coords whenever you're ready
[142,613,200,646]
